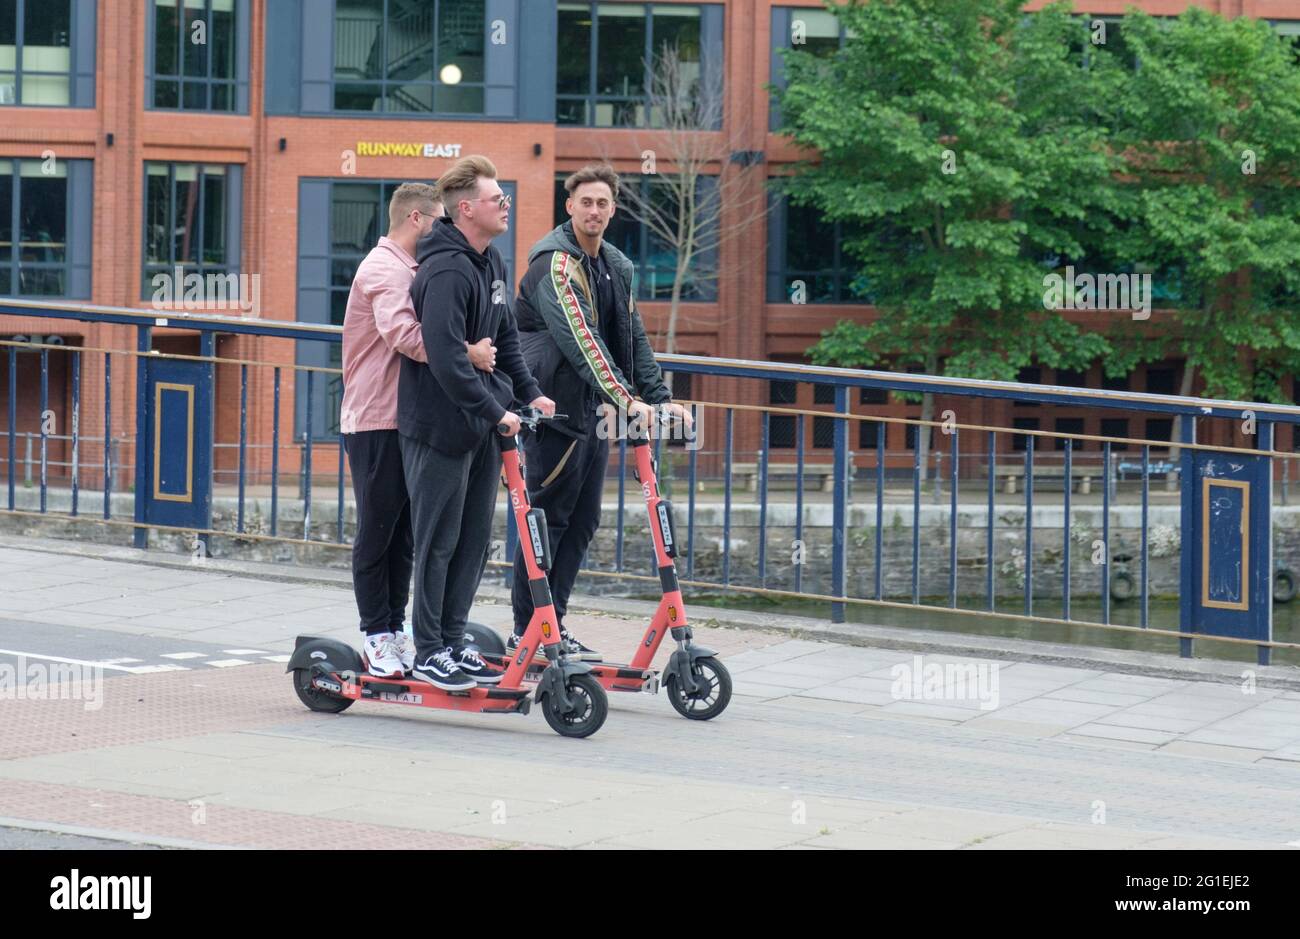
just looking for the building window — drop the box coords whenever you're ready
[333,0,486,114]
[553,173,716,301]
[1145,367,1176,396]
[0,158,71,296]
[1145,418,1172,443]
[149,0,242,111]
[1054,417,1084,450]
[557,2,716,127]
[769,6,847,130]
[766,197,870,304]
[860,387,887,405]
[143,163,240,297]
[0,0,71,106]
[1011,417,1038,452]
[859,418,882,450]
[812,415,834,449]
[1273,21,1300,65]
[1100,417,1129,451]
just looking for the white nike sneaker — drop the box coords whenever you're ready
[362,633,404,679]
[391,631,416,673]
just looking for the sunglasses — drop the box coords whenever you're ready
[468,194,512,210]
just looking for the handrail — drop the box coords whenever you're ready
[3,297,1300,423]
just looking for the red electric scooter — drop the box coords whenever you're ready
[468,409,732,721]
[287,409,609,739]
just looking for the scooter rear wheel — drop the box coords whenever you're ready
[667,656,732,721]
[542,673,608,738]
[292,668,353,713]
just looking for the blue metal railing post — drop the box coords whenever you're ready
[795,413,804,594]
[911,423,921,605]
[758,412,769,587]
[132,326,152,548]
[1102,440,1111,625]
[71,350,80,517]
[39,348,47,513]
[1258,422,1274,668]
[831,386,849,622]
[687,404,697,579]
[874,420,884,601]
[7,345,15,510]
[723,408,733,587]
[949,427,958,608]
[1063,438,1071,621]
[986,430,995,611]
[1177,417,1194,657]
[616,436,626,573]
[271,367,280,536]
[103,352,111,519]
[1140,443,1150,629]
[198,331,216,556]
[303,370,313,541]
[238,363,247,533]
[1024,434,1034,616]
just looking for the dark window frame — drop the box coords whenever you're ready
[147,0,244,112]
[0,157,74,297]
[141,162,239,299]
[330,0,488,116]
[557,1,713,129]
[0,0,74,107]
[766,194,870,305]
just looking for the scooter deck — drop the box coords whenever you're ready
[318,670,532,715]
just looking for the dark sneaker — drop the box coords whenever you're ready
[454,645,504,684]
[560,627,602,662]
[505,631,547,663]
[411,648,476,691]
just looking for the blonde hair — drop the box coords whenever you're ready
[437,155,498,221]
[388,182,441,229]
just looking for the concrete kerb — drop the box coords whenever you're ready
[2,532,1298,693]
[0,816,234,850]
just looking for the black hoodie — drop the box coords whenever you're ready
[398,216,541,456]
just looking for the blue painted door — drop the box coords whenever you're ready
[1186,444,1272,653]
[140,356,213,533]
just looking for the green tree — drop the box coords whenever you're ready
[1109,9,1300,403]
[772,0,1119,479]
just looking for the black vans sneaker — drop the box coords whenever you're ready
[454,645,504,684]
[505,631,547,663]
[559,627,602,662]
[411,648,476,691]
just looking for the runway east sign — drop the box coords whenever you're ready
[356,141,463,159]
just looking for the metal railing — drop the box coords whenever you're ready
[2,298,1300,661]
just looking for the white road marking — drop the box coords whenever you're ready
[222,649,268,655]
[100,657,144,664]
[262,655,291,663]
[0,648,143,673]
[129,664,192,673]
[205,659,253,668]
[159,652,208,660]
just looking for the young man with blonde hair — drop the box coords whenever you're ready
[341,182,495,679]
[398,156,554,689]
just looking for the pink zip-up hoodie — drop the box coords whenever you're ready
[340,236,426,434]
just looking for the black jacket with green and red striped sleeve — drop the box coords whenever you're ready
[514,221,673,439]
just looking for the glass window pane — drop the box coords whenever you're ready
[0,161,10,262]
[154,78,179,107]
[144,165,171,265]
[154,0,180,77]
[173,167,200,265]
[182,80,207,109]
[201,169,226,265]
[182,5,207,77]
[19,267,63,296]
[439,0,484,84]
[211,81,232,111]
[0,266,9,294]
[790,8,840,57]
[784,202,835,274]
[434,83,482,114]
[19,161,66,263]
[651,5,700,69]
[211,1,236,81]
[388,0,433,80]
[556,97,587,125]
[0,0,14,68]
[813,415,834,448]
[334,0,384,81]
[22,0,70,71]
[331,182,383,254]
[596,4,646,98]
[0,74,14,105]
[385,81,433,112]
[330,289,349,327]
[334,82,382,111]
[557,3,591,95]
[331,258,359,286]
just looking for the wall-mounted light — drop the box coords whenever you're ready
[279,137,287,152]
[440,63,463,85]
[533,143,542,157]
[106,133,114,147]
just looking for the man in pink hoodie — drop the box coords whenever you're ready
[341,183,495,678]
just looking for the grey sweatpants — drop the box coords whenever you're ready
[399,432,502,664]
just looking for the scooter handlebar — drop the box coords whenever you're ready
[498,407,568,435]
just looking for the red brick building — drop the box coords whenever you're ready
[0,0,1296,490]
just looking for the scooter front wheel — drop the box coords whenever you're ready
[542,673,608,738]
[667,656,732,721]
[292,668,353,714]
